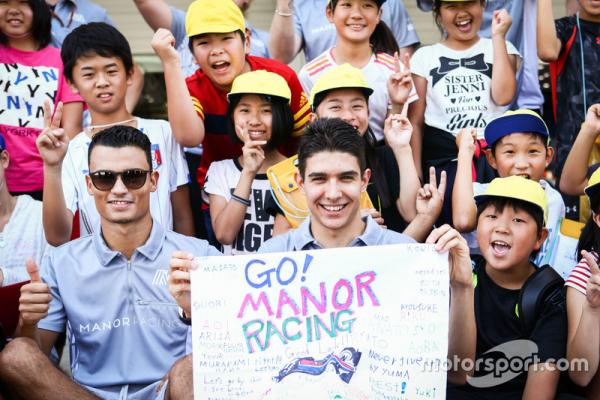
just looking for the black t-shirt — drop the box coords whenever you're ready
[264,146,408,233]
[553,16,600,174]
[448,260,567,399]
[367,146,407,233]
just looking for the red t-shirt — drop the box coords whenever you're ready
[186,56,311,192]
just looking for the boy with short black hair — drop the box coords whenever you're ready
[447,176,567,399]
[38,22,193,246]
[151,0,311,244]
[452,110,570,275]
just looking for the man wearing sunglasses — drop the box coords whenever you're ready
[0,126,221,400]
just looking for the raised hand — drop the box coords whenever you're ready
[169,251,196,317]
[36,101,68,167]
[582,104,600,137]
[361,208,386,228]
[426,224,472,288]
[416,166,446,221]
[455,127,477,155]
[582,250,600,309]
[491,9,512,37]
[383,114,413,150]
[387,52,413,109]
[19,259,51,326]
[239,124,266,174]
[151,28,180,63]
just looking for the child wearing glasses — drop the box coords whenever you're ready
[36,23,193,246]
[203,71,292,254]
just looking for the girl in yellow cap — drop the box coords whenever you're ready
[203,70,293,255]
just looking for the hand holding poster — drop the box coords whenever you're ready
[191,244,449,399]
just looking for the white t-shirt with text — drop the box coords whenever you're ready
[411,38,520,139]
[204,159,274,255]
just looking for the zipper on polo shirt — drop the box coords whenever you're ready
[136,299,177,307]
[127,260,133,305]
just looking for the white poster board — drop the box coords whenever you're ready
[191,244,449,399]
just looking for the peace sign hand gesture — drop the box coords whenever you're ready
[416,167,446,222]
[387,52,413,111]
[383,114,412,150]
[582,250,600,309]
[35,101,69,167]
[239,125,266,174]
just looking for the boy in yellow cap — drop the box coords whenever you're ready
[451,110,575,277]
[151,0,310,244]
[446,175,567,399]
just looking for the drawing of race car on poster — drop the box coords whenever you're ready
[272,347,362,384]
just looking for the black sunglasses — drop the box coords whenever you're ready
[89,169,151,191]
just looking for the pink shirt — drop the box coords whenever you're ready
[0,45,82,192]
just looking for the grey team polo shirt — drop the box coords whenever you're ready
[39,220,221,398]
[258,216,415,253]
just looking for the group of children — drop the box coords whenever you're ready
[1,0,600,398]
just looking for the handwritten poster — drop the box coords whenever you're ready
[191,244,449,399]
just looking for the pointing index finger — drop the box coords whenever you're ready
[43,101,52,129]
[583,250,600,275]
[394,51,401,74]
[428,166,437,190]
[402,52,411,72]
[51,102,63,130]
[237,124,250,144]
[437,170,447,197]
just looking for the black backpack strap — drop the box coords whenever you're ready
[0,323,6,352]
[518,266,564,337]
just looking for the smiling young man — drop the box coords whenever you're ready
[259,118,417,251]
[151,0,310,247]
[0,126,221,400]
[39,22,193,246]
[162,117,440,396]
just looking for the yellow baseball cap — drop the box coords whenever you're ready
[585,168,600,199]
[475,176,548,224]
[310,63,374,110]
[228,70,292,102]
[185,0,246,38]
